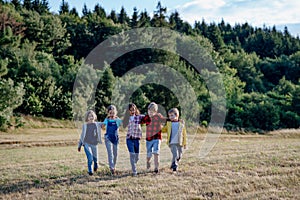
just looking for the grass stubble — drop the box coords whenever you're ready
[0,128,299,199]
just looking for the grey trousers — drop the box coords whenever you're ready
[169,144,182,169]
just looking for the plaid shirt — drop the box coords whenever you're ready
[140,113,166,141]
[126,115,145,139]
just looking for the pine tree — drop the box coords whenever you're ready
[118,7,129,24]
[59,0,69,14]
[138,10,150,27]
[82,4,90,16]
[23,0,32,10]
[11,0,22,10]
[131,7,138,28]
[95,67,116,119]
[94,3,106,18]
[70,7,78,16]
[108,10,118,23]
[151,1,168,27]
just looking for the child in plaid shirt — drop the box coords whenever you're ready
[140,102,166,173]
[123,103,145,176]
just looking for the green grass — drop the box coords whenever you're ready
[0,128,299,199]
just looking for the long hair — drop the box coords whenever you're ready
[123,103,140,128]
[84,110,97,122]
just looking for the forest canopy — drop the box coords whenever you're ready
[0,0,299,131]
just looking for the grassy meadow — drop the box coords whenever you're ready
[0,125,299,199]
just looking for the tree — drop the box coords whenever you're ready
[95,67,116,119]
[11,0,21,10]
[59,0,69,14]
[223,49,265,92]
[131,7,138,28]
[82,4,90,16]
[93,3,106,18]
[151,1,168,27]
[69,7,78,16]
[23,0,32,10]
[138,10,150,27]
[207,23,224,51]
[118,6,129,24]
[32,0,49,14]
[108,10,118,24]
[22,10,70,55]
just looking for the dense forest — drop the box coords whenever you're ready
[0,0,299,131]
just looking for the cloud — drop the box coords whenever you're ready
[173,0,300,29]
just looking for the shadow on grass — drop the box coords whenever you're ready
[0,169,154,195]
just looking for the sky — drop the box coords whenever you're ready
[47,0,300,36]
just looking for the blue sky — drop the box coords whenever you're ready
[47,0,300,36]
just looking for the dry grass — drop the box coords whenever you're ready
[0,128,299,199]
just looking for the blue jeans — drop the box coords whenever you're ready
[84,143,98,173]
[126,138,140,174]
[105,136,118,170]
[146,139,161,158]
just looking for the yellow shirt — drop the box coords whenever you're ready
[161,121,187,146]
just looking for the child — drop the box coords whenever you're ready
[78,110,102,176]
[162,108,187,172]
[140,102,166,173]
[123,103,145,176]
[102,105,122,175]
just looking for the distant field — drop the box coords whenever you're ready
[0,128,299,199]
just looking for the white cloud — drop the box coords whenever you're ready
[173,0,300,29]
[180,0,226,10]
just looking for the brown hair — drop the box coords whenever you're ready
[123,103,140,127]
[168,108,179,116]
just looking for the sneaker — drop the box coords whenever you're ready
[176,156,181,162]
[132,172,137,176]
[110,169,115,175]
[154,168,159,174]
[147,162,151,170]
[94,167,98,172]
[88,172,93,176]
[170,162,176,169]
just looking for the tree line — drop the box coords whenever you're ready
[0,0,299,131]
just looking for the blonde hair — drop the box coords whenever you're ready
[168,108,179,116]
[107,105,117,116]
[148,102,158,112]
[84,110,97,122]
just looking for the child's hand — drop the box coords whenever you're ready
[78,147,81,152]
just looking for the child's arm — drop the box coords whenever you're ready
[140,115,150,125]
[183,126,187,149]
[116,118,122,127]
[101,119,108,129]
[78,124,85,152]
[161,124,168,133]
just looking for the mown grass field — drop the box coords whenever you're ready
[0,127,299,199]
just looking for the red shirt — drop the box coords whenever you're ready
[141,113,166,141]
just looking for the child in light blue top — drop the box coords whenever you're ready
[102,105,122,174]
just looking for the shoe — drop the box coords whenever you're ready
[147,162,151,170]
[132,172,137,176]
[154,168,159,174]
[88,172,93,176]
[110,169,115,175]
[170,162,176,169]
[176,156,181,162]
[94,167,98,172]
